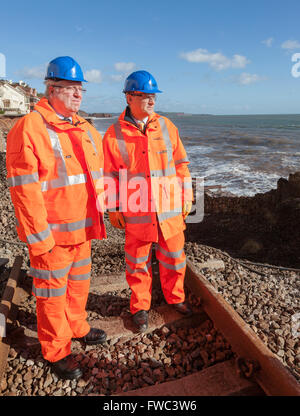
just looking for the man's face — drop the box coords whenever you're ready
[48,80,84,117]
[127,92,156,119]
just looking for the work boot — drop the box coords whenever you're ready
[132,310,148,332]
[51,354,82,380]
[172,302,193,316]
[74,328,107,345]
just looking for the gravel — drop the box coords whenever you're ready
[1,292,233,396]
[186,242,299,380]
[0,150,299,396]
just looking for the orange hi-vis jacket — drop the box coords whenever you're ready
[6,98,106,256]
[103,108,193,242]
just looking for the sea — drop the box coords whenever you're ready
[93,113,300,197]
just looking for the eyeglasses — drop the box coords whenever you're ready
[129,93,156,101]
[52,85,86,94]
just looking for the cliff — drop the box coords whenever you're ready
[78,110,112,118]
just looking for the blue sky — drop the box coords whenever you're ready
[1,0,300,115]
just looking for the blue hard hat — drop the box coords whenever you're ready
[123,70,162,93]
[45,56,87,82]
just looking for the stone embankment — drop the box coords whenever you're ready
[0,117,20,152]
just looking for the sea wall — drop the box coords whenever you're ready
[202,172,300,219]
[187,172,300,267]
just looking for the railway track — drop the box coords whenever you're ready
[0,255,299,398]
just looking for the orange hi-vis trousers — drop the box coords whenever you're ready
[125,229,186,314]
[29,241,92,362]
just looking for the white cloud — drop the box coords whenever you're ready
[281,39,300,50]
[237,72,265,85]
[110,62,136,83]
[114,62,135,72]
[110,74,125,82]
[16,64,46,79]
[262,37,274,47]
[84,69,102,83]
[180,48,250,70]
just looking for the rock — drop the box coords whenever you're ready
[23,369,33,382]
[196,259,225,270]
[199,350,209,365]
[14,374,23,385]
[0,378,7,392]
[43,373,53,389]
[53,388,63,396]
[232,288,241,296]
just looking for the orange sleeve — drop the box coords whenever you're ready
[6,117,55,256]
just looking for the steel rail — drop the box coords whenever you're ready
[0,256,23,383]
[185,259,300,396]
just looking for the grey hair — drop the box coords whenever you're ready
[44,79,59,99]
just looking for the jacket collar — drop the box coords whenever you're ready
[34,97,86,130]
[119,106,159,128]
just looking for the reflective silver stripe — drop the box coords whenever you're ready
[29,263,72,280]
[72,257,91,268]
[41,173,87,192]
[26,225,51,245]
[29,267,50,280]
[150,166,176,177]
[126,259,152,274]
[45,126,69,188]
[128,172,146,180]
[87,130,98,154]
[52,264,72,278]
[91,170,103,180]
[175,157,189,165]
[49,218,93,232]
[34,111,87,191]
[183,181,193,189]
[32,284,67,298]
[158,118,173,165]
[156,245,183,259]
[123,215,152,224]
[8,172,39,187]
[39,125,87,191]
[125,251,150,264]
[68,273,90,281]
[114,122,130,167]
[158,210,181,222]
[157,258,186,271]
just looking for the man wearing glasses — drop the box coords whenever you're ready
[6,56,107,380]
[103,70,193,333]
